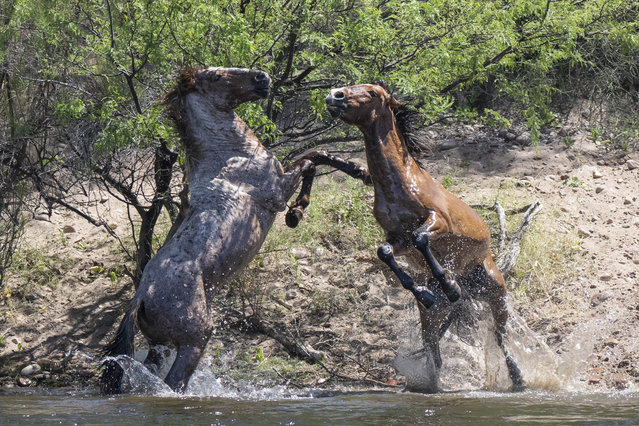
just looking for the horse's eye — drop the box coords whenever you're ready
[368,90,377,98]
[213,74,222,82]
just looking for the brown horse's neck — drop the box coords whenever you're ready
[181,93,265,188]
[359,109,418,181]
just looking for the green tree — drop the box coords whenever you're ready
[0,0,636,288]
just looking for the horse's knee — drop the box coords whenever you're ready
[377,243,394,263]
[413,232,443,277]
[412,231,430,250]
[301,160,316,177]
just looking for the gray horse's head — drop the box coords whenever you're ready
[165,67,271,118]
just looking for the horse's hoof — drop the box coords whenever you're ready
[443,280,461,303]
[285,208,303,228]
[506,356,525,392]
[415,288,436,308]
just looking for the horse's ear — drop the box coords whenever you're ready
[389,95,401,110]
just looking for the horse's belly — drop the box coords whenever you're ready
[428,233,489,275]
[374,204,424,237]
[203,203,275,280]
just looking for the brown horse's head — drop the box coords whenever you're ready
[165,67,271,119]
[325,84,400,127]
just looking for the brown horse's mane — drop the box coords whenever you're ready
[377,81,430,156]
[395,104,430,156]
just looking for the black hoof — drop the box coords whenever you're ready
[285,208,303,228]
[414,288,436,308]
[443,280,462,303]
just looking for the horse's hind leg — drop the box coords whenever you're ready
[164,344,205,393]
[480,258,525,391]
[143,343,165,376]
[417,303,445,369]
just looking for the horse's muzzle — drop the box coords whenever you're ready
[325,92,347,118]
[252,72,271,98]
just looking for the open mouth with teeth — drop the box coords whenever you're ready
[327,104,345,118]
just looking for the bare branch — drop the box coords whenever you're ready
[494,200,508,254]
[496,200,543,275]
[18,78,92,96]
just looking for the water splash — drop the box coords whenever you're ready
[552,318,601,391]
[394,346,440,393]
[107,351,311,399]
[133,345,175,379]
[394,296,565,392]
[185,358,306,399]
[104,355,174,396]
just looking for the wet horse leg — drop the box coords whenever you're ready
[164,343,206,393]
[416,301,444,369]
[417,278,466,369]
[412,227,462,303]
[285,151,372,228]
[476,260,525,391]
[285,160,316,228]
[143,343,165,376]
[376,240,436,308]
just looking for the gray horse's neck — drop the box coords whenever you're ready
[182,93,266,198]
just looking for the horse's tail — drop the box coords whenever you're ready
[99,298,141,394]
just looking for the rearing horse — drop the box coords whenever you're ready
[100,67,331,394]
[287,84,524,391]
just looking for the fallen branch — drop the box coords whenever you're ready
[495,201,508,255]
[242,314,377,385]
[244,315,325,365]
[494,200,543,275]
[272,367,305,389]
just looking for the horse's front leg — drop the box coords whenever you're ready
[377,240,436,308]
[283,159,316,228]
[412,223,462,303]
[284,151,372,228]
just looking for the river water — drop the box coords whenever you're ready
[3,301,635,424]
[2,387,639,424]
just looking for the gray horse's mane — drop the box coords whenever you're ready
[163,68,200,146]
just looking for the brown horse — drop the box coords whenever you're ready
[100,67,328,394]
[287,84,524,392]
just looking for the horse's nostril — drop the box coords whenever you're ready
[334,91,345,99]
[254,73,267,82]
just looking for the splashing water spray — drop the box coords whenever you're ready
[392,293,592,393]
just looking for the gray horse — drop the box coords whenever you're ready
[100,67,316,393]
